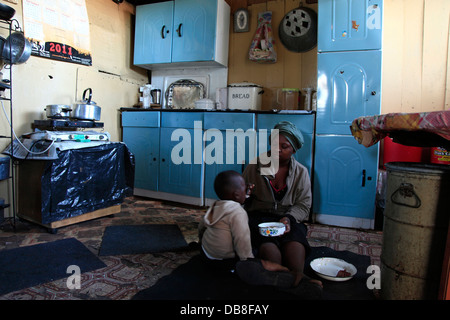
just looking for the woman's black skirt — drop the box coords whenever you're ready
[247,212,311,257]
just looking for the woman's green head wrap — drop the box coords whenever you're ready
[273,121,304,152]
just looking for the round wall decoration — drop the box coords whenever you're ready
[279,6,317,52]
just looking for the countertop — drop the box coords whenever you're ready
[119,107,315,115]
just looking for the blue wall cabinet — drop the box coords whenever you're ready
[134,0,230,69]
[134,1,173,65]
[172,0,216,63]
[313,135,378,227]
[316,50,382,134]
[318,0,383,52]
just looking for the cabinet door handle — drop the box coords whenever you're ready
[161,25,167,39]
[176,23,183,37]
[361,169,366,187]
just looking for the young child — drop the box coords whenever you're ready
[198,170,295,288]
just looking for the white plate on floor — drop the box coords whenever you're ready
[310,257,357,282]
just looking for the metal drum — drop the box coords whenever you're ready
[381,162,450,299]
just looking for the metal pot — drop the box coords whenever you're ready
[45,104,72,118]
[0,3,15,21]
[72,88,101,121]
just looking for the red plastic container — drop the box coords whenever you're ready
[382,137,425,169]
[430,147,450,165]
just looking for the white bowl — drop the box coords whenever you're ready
[310,257,357,282]
[258,222,286,237]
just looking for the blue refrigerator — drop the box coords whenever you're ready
[313,0,383,229]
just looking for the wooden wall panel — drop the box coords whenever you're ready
[382,0,450,113]
[227,0,318,110]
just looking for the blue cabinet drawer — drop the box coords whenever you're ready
[161,112,204,128]
[204,113,254,130]
[122,112,160,127]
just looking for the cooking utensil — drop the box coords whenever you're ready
[165,79,205,109]
[72,88,101,121]
[45,104,72,119]
[0,3,15,21]
[2,31,31,64]
[310,257,357,282]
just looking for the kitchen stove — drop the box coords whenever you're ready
[42,131,109,142]
[33,119,104,130]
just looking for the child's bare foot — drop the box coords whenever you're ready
[260,259,290,272]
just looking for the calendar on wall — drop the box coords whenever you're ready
[22,0,92,66]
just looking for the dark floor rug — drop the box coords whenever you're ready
[0,238,106,296]
[132,246,375,300]
[99,224,189,256]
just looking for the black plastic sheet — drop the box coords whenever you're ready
[40,142,134,224]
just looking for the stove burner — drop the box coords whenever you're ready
[33,119,104,129]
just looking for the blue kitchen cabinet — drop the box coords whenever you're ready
[172,0,216,63]
[158,127,204,198]
[316,50,382,134]
[256,113,315,176]
[313,135,378,227]
[318,0,383,52]
[314,0,383,229]
[134,0,230,68]
[134,2,173,65]
[159,112,204,199]
[203,113,255,202]
[121,111,204,205]
[122,112,160,191]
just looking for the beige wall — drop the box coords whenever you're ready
[381,0,450,113]
[0,0,147,216]
[0,0,146,151]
